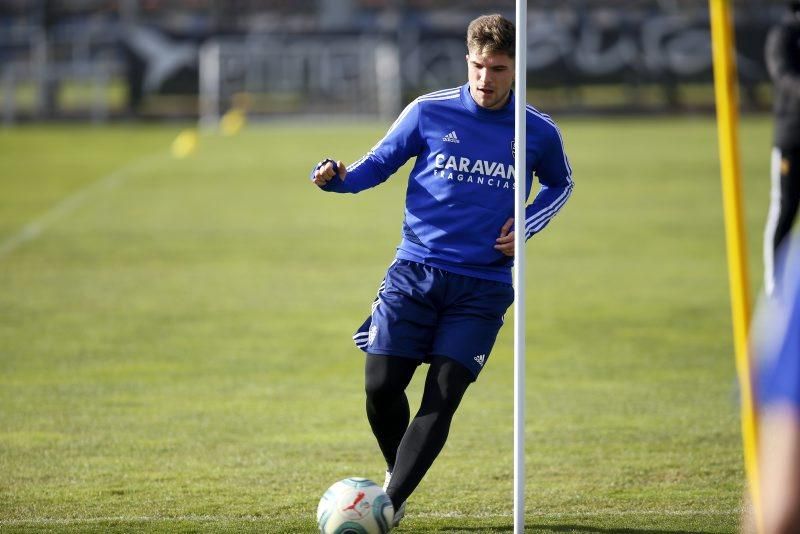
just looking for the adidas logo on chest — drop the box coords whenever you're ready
[442,131,460,143]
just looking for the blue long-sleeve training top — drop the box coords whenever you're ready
[314,82,574,284]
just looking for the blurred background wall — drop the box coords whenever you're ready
[0,0,785,124]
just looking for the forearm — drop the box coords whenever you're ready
[524,181,574,240]
[337,158,393,193]
[311,156,397,194]
[760,407,800,534]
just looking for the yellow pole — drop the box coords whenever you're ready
[708,0,761,531]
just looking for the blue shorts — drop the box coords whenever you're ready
[352,259,514,379]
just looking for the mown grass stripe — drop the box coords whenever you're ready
[0,151,166,259]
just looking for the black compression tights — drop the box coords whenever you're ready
[364,354,473,508]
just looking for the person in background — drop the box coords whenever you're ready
[754,233,800,533]
[763,0,800,295]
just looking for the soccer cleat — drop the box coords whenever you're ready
[383,470,406,528]
[392,500,406,528]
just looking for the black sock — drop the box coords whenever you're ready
[384,355,473,507]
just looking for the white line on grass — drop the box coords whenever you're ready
[417,509,741,518]
[0,509,741,526]
[0,151,167,260]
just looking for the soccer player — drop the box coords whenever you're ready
[754,234,800,533]
[310,14,573,526]
[763,0,800,296]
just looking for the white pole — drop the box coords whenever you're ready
[513,1,527,533]
[198,40,221,131]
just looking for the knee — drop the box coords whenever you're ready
[436,385,465,415]
[419,378,467,420]
[428,359,472,414]
[365,374,402,407]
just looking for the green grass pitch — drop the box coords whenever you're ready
[0,116,772,533]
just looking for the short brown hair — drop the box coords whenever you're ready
[466,14,515,58]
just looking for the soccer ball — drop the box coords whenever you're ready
[316,477,394,533]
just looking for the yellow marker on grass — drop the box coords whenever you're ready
[220,108,246,136]
[171,129,198,159]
